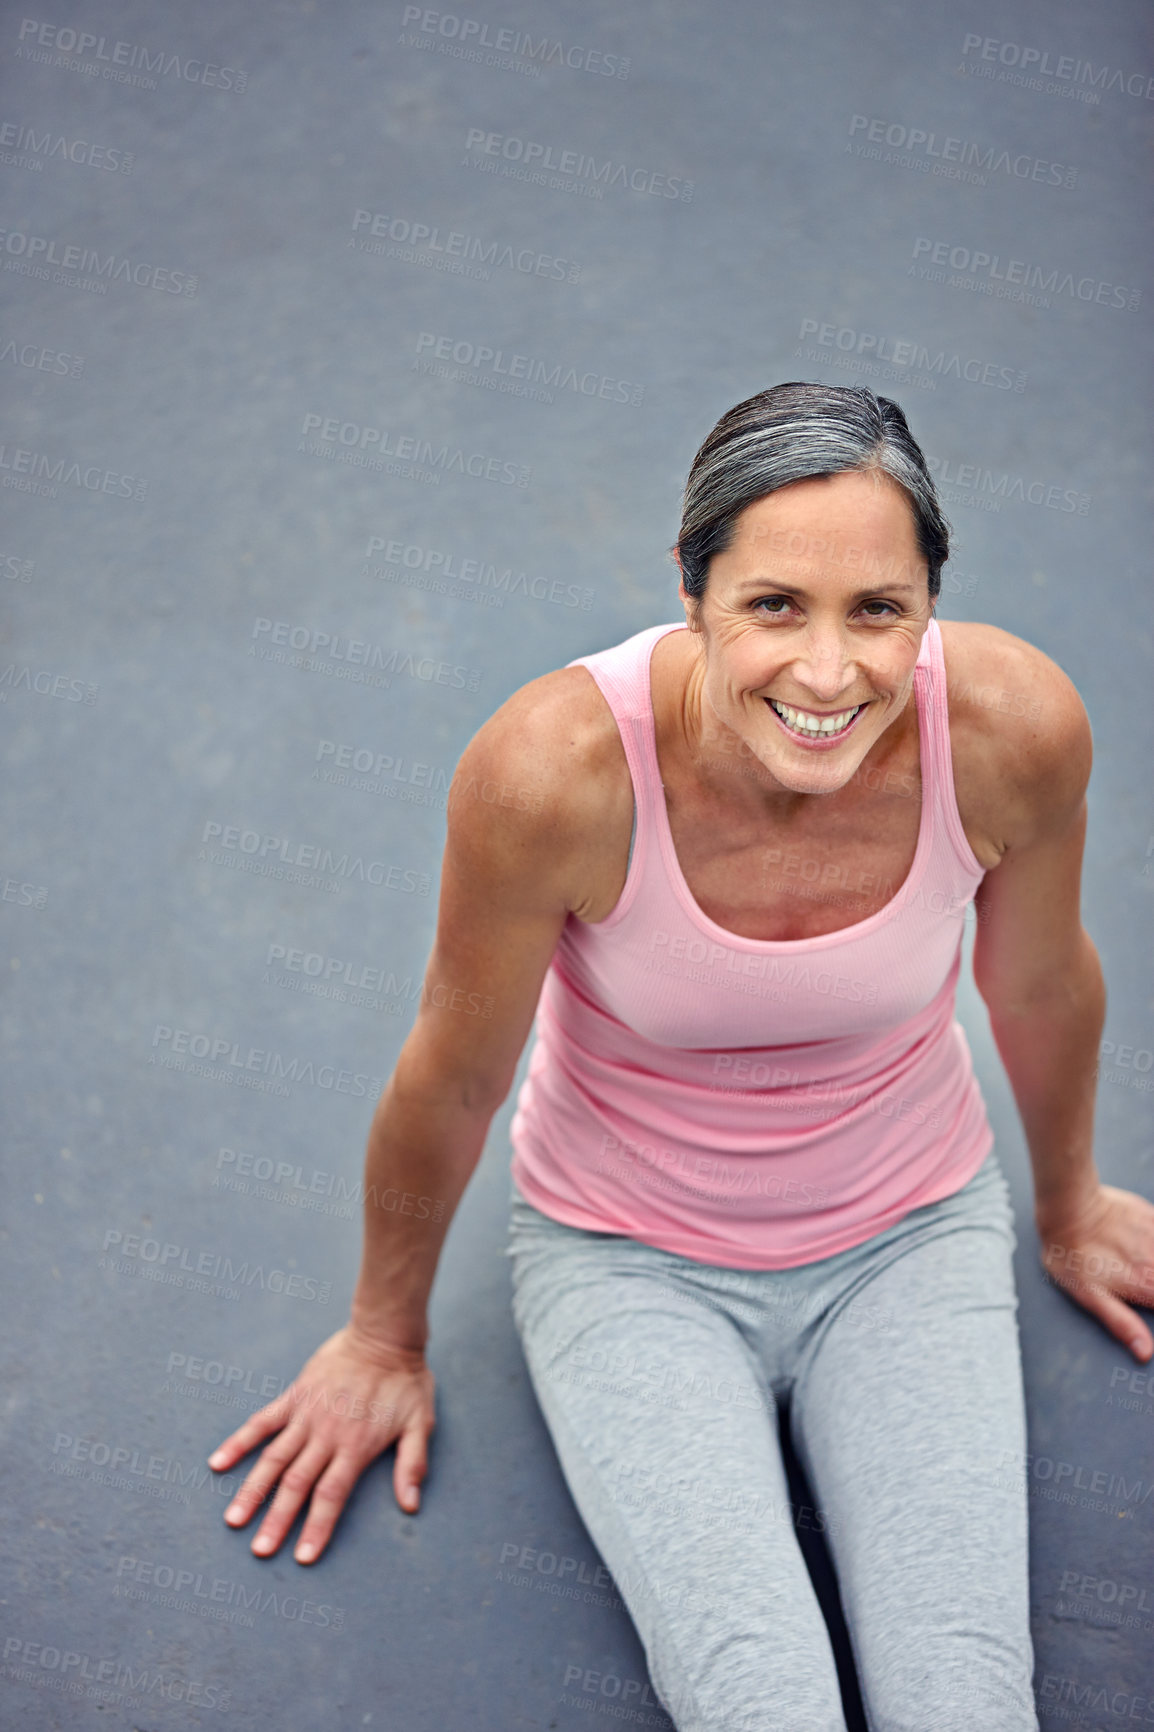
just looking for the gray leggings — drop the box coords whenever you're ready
[505,1148,1039,1731]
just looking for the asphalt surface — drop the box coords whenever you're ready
[2,1,1151,1726]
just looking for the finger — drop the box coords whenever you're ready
[393,1418,433,1514]
[1071,1288,1153,1362]
[207,1384,306,1471]
[292,1455,366,1563]
[248,1441,335,1558]
[1121,1314,1154,1362]
[223,1418,310,1529]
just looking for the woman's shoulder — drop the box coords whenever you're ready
[937,619,1093,855]
[447,659,634,877]
[936,619,1088,739]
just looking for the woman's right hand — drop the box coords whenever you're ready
[206,1324,436,1564]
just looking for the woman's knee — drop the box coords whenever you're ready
[647,1625,847,1732]
[862,1679,1038,1732]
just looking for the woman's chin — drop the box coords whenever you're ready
[757,716,881,783]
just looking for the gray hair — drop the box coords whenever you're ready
[674,382,950,602]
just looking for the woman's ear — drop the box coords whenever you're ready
[672,545,704,632]
[678,581,702,633]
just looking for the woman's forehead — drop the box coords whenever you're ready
[719,492,925,587]
[731,471,914,529]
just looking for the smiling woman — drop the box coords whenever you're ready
[672,385,943,787]
[675,469,930,788]
[207,382,1154,1732]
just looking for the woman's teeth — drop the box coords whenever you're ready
[769,699,863,737]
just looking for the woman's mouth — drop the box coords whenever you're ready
[766,697,868,746]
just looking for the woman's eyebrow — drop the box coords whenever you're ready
[732,576,922,598]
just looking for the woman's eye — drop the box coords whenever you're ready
[753,596,899,618]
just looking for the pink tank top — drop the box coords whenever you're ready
[509,616,994,1269]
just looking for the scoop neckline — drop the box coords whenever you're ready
[642,621,933,951]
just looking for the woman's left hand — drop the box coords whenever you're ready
[1038,1184,1154,1362]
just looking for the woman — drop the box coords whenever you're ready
[208,384,1154,1729]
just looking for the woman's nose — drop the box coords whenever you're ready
[787,635,855,700]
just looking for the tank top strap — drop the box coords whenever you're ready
[566,622,684,840]
[919,614,985,877]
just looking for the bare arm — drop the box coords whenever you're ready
[207,665,626,1554]
[347,697,601,1354]
[971,677,1102,1227]
[970,634,1154,1358]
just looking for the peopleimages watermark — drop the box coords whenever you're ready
[149,1020,390,1100]
[113,1553,344,1631]
[47,1427,253,1508]
[796,318,1025,392]
[100,1224,333,1305]
[249,615,482,691]
[990,1447,1154,1515]
[908,237,1140,313]
[162,1348,291,1410]
[165,1349,401,1436]
[1038,1673,1154,1722]
[398,8,630,80]
[14,18,248,92]
[645,928,880,1005]
[212,1144,447,1224]
[597,1132,834,1205]
[1042,1245,1154,1299]
[793,339,938,395]
[315,737,546,822]
[495,1540,625,1611]
[1106,1362,1154,1417]
[845,114,1076,188]
[197,819,431,898]
[1,336,85,377]
[2,875,48,908]
[412,330,645,406]
[1,1630,231,1714]
[924,452,1090,516]
[560,1663,674,1728]
[0,117,134,174]
[350,207,581,286]
[0,440,147,501]
[1054,1567,1154,1632]
[364,534,593,611]
[0,548,35,581]
[463,128,693,201]
[298,409,530,489]
[1096,1036,1154,1094]
[707,1061,944,1130]
[0,225,197,294]
[461,146,606,203]
[263,942,494,1022]
[313,737,454,807]
[959,33,1154,103]
[0,662,96,703]
[716,523,927,589]
[752,843,993,913]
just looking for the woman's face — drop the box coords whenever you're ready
[680,469,933,797]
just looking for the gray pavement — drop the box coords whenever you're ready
[2,1,1151,1726]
